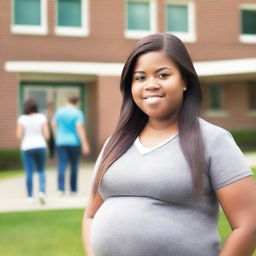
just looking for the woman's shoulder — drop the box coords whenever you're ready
[198,117,237,151]
[198,117,230,139]
[35,113,47,120]
[18,114,27,123]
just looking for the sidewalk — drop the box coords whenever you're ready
[0,154,255,213]
[0,162,94,213]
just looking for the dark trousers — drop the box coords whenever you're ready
[56,146,81,192]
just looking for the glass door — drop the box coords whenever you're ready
[21,82,84,115]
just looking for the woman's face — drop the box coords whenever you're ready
[131,51,186,122]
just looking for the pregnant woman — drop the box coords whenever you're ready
[83,33,256,256]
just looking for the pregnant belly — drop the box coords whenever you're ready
[90,197,220,256]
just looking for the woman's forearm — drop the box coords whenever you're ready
[219,227,256,256]
[82,217,95,256]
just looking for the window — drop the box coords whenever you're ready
[209,84,222,110]
[166,1,196,42]
[125,0,157,39]
[240,4,256,43]
[55,0,89,37]
[21,82,84,114]
[11,0,47,35]
[248,83,256,110]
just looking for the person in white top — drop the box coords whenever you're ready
[16,98,49,204]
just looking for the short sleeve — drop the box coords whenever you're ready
[41,114,47,124]
[17,115,24,125]
[76,110,84,124]
[208,130,252,191]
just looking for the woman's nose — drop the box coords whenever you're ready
[144,78,160,90]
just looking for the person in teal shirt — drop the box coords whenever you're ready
[52,95,90,195]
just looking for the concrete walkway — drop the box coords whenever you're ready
[0,162,94,213]
[0,154,256,213]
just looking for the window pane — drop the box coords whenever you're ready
[167,5,188,32]
[28,90,47,113]
[14,0,41,25]
[248,83,256,110]
[127,2,150,30]
[209,84,222,110]
[241,10,256,35]
[58,0,82,27]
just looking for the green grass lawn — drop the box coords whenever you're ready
[0,169,22,180]
[0,208,255,256]
[0,209,85,256]
[0,167,255,256]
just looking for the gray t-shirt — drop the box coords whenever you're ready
[90,118,252,256]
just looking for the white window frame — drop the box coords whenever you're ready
[165,0,196,43]
[204,84,229,117]
[55,0,89,37]
[124,0,157,39]
[239,4,256,44]
[207,84,224,111]
[11,0,47,35]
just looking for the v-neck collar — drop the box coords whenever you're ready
[134,132,179,155]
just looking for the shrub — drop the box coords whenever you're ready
[230,130,256,151]
[0,149,22,171]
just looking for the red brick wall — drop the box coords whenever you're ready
[0,0,256,151]
[0,68,18,148]
[97,76,122,149]
[202,81,256,129]
[1,0,255,63]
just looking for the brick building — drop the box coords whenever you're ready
[0,0,256,156]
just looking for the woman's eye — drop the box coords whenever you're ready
[159,73,170,79]
[134,76,145,81]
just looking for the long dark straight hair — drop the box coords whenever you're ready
[92,33,206,196]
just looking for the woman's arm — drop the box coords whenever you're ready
[82,192,104,256]
[42,123,50,141]
[16,123,23,140]
[216,176,256,256]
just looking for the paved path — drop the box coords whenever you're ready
[0,162,94,213]
[0,154,255,213]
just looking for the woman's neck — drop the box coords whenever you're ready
[146,118,178,133]
[138,118,178,147]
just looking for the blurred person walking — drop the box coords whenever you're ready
[52,95,90,195]
[46,102,55,159]
[16,98,49,204]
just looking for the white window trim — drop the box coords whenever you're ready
[55,0,89,37]
[239,4,256,44]
[5,58,256,76]
[124,0,157,39]
[204,110,230,118]
[11,0,47,35]
[207,84,225,113]
[165,0,196,43]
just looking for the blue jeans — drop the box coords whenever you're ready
[56,146,81,192]
[21,148,46,197]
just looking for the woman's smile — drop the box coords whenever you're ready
[143,94,165,104]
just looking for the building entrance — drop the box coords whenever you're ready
[20,82,85,114]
